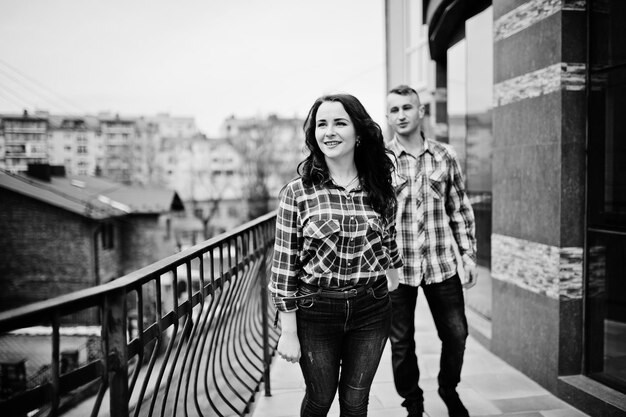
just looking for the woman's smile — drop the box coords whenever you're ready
[315,101,356,162]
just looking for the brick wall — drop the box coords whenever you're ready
[0,189,122,313]
[120,214,178,325]
[120,214,177,275]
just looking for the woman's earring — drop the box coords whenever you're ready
[356,137,361,146]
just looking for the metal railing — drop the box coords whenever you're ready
[0,211,279,417]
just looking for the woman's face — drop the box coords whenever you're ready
[314,101,357,164]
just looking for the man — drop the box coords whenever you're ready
[386,85,477,417]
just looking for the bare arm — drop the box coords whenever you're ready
[277,311,300,363]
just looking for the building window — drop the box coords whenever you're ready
[101,223,114,249]
[5,144,26,155]
[404,0,430,89]
[585,0,626,394]
[77,145,88,154]
[445,6,493,320]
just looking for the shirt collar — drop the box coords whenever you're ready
[320,176,362,192]
[389,131,431,158]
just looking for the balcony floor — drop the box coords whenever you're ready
[252,296,589,417]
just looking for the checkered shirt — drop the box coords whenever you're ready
[387,136,476,286]
[269,177,404,312]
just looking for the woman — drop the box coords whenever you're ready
[269,93,403,417]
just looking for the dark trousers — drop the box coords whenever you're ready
[296,281,391,417]
[389,274,468,411]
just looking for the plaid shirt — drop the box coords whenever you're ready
[269,177,404,312]
[387,135,476,286]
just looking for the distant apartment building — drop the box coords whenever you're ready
[47,115,103,177]
[220,114,304,201]
[155,135,247,235]
[99,116,135,184]
[0,111,49,172]
[132,118,159,185]
[0,110,303,233]
[0,111,200,187]
[143,113,199,138]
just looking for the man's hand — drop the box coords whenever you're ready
[462,262,478,289]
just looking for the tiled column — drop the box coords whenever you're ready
[434,62,449,143]
[491,0,586,392]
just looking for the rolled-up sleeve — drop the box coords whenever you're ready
[445,152,477,266]
[268,184,300,312]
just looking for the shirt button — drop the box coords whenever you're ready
[347,262,351,266]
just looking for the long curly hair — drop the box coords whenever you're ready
[298,94,396,220]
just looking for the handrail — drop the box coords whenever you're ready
[0,210,280,417]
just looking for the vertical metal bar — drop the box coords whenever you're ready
[259,227,272,396]
[51,312,60,416]
[142,275,169,417]
[186,259,194,332]
[106,288,129,417]
[128,287,143,395]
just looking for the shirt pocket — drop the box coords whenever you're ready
[428,168,446,200]
[302,219,341,274]
[360,218,388,273]
[393,173,410,207]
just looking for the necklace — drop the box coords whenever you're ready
[333,173,359,190]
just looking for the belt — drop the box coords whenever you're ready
[274,279,387,327]
[299,278,386,299]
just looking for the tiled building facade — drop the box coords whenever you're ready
[385,0,626,414]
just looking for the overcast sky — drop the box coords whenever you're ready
[0,0,387,136]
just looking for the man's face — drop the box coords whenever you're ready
[386,92,424,136]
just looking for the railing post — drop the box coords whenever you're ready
[51,314,60,416]
[260,236,272,396]
[104,288,129,417]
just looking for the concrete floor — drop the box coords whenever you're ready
[251,295,589,417]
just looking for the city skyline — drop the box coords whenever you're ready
[0,0,387,137]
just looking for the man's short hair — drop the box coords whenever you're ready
[388,85,419,96]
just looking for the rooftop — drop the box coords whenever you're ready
[0,167,184,219]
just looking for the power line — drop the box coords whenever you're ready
[0,59,84,111]
[0,83,30,110]
[0,59,85,113]
[0,67,72,112]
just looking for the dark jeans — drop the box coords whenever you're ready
[296,280,391,417]
[389,274,468,411]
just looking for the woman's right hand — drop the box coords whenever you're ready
[277,330,301,363]
[387,268,400,292]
